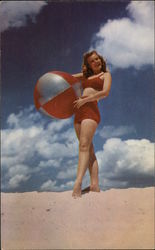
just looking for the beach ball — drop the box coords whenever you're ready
[34,71,81,119]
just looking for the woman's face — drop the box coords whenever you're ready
[87,53,102,74]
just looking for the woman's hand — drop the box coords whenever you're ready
[73,97,87,109]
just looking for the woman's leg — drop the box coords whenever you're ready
[74,123,100,194]
[72,119,98,198]
[89,144,100,192]
[74,122,81,141]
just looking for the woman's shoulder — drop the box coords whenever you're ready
[100,71,111,80]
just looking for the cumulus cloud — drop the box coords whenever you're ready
[57,165,77,180]
[40,179,75,192]
[9,174,31,189]
[6,164,31,189]
[38,159,63,169]
[7,105,45,128]
[97,138,154,189]
[126,1,154,28]
[90,1,154,69]
[40,179,57,191]
[1,106,78,191]
[1,105,154,191]
[0,1,47,32]
[98,125,136,139]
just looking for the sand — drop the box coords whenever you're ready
[1,187,155,249]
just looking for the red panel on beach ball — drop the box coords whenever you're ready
[34,71,81,119]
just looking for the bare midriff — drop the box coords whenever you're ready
[82,87,99,100]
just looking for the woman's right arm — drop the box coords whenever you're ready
[72,72,84,81]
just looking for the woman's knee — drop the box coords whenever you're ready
[79,138,91,152]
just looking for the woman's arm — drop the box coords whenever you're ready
[85,72,112,102]
[73,72,112,109]
[72,72,85,81]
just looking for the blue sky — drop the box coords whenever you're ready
[1,1,154,192]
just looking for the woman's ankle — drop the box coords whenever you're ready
[90,182,100,189]
[75,179,82,186]
[90,180,99,186]
[72,180,82,198]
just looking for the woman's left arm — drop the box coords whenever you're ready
[74,72,112,109]
[87,72,112,102]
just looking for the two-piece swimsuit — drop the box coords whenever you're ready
[74,75,104,124]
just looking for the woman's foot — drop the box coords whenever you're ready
[72,181,82,198]
[81,184,100,194]
[90,184,100,192]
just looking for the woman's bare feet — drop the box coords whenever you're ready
[81,184,100,194]
[72,181,82,198]
[90,184,100,192]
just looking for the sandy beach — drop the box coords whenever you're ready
[1,187,155,249]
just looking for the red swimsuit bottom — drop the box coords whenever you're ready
[74,96,101,125]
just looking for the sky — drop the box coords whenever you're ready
[1,0,154,192]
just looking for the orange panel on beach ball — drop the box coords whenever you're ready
[34,71,81,119]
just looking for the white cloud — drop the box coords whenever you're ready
[36,140,78,159]
[47,119,72,133]
[98,125,136,139]
[97,138,154,189]
[90,1,154,69]
[0,1,47,32]
[57,166,77,180]
[7,105,45,128]
[59,180,75,189]
[9,174,30,189]
[40,179,57,191]
[1,106,78,191]
[4,163,31,189]
[40,179,75,192]
[1,105,154,191]
[41,137,154,191]
[2,126,43,158]
[38,159,63,169]
[127,1,154,28]
[7,164,30,177]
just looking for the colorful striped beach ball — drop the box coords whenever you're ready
[34,71,81,119]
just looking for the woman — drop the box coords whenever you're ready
[72,50,112,198]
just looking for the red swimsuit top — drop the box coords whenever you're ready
[82,76,104,91]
